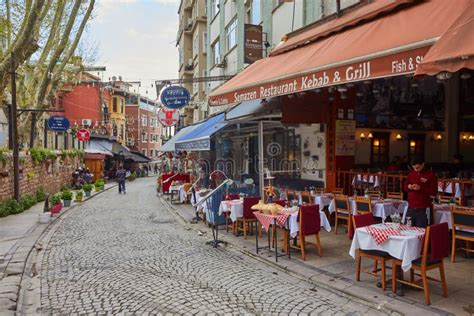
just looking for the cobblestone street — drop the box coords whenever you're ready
[38,178,383,315]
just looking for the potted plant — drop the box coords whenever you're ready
[75,190,84,202]
[99,179,105,191]
[83,183,93,197]
[61,190,73,207]
[94,180,102,192]
[50,193,63,214]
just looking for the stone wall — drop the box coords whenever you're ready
[0,152,81,202]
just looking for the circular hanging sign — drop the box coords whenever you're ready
[47,115,70,132]
[160,85,190,109]
[76,129,91,141]
[157,108,179,127]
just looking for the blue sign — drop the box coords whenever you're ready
[47,115,70,132]
[160,85,190,109]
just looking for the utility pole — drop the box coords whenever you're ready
[10,52,20,201]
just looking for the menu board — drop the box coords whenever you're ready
[335,120,356,156]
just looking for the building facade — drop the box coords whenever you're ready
[177,0,208,124]
[125,95,163,159]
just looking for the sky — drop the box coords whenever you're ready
[82,0,180,100]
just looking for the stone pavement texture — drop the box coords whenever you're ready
[25,177,388,315]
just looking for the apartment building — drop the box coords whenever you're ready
[176,0,208,124]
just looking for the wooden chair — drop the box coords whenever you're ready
[386,192,403,200]
[294,205,322,260]
[286,190,297,203]
[301,191,312,204]
[450,205,474,262]
[334,194,351,236]
[314,187,325,194]
[353,213,392,290]
[392,223,449,305]
[235,197,261,239]
[354,196,372,215]
[332,187,344,194]
[439,195,461,205]
[183,183,193,202]
[367,190,382,199]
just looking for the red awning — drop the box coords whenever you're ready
[415,5,474,75]
[209,0,471,106]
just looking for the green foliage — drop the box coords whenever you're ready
[61,184,71,191]
[60,149,85,160]
[50,193,62,206]
[127,172,137,182]
[4,199,24,215]
[19,195,37,210]
[36,188,47,202]
[61,190,73,201]
[82,183,93,192]
[0,148,10,165]
[30,148,57,164]
[94,179,104,188]
[0,204,9,217]
[75,191,83,199]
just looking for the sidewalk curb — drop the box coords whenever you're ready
[15,184,118,315]
[158,196,451,316]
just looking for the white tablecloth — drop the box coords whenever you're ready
[169,184,188,203]
[352,175,380,188]
[218,200,244,222]
[433,204,474,233]
[296,193,333,210]
[284,206,331,237]
[438,180,473,197]
[349,224,424,271]
[328,198,408,220]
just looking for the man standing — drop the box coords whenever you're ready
[403,157,437,227]
[116,165,127,194]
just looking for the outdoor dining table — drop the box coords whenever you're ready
[218,199,243,222]
[169,184,187,203]
[349,223,425,272]
[253,211,292,262]
[351,174,381,188]
[433,203,474,233]
[328,197,408,220]
[283,206,332,237]
[438,179,473,197]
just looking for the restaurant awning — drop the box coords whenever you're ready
[159,124,198,152]
[175,113,227,151]
[225,97,280,121]
[128,151,151,163]
[416,6,474,75]
[209,0,471,106]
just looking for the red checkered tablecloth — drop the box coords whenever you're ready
[253,211,292,232]
[365,226,401,245]
[399,225,425,241]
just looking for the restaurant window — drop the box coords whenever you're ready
[202,32,207,54]
[251,0,261,24]
[211,39,220,66]
[226,19,237,51]
[113,97,117,112]
[407,134,425,162]
[120,99,124,113]
[370,133,389,167]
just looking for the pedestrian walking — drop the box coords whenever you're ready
[154,164,158,174]
[116,165,127,194]
[403,156,437,227]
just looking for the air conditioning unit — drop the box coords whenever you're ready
[82,119,93,127]
[215,56,226,68]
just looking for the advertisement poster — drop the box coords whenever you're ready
[335,120,355,156]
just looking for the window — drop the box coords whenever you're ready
[142,149,147,156]
[408,135,425,162]
[370,134,389,167]
[202,32,207,54]
[211,40,220,66]
[251,0,261,24]
[142,132,148,142]
[211,0,219,18]
[226,19,237,51]
[112,97,117,112]
[141,115,147,126]
[193,33,199,56]
[120,99,124,113]
[150,117,154,127]
[120,124,124,140]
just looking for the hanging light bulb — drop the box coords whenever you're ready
[460,72,472,80]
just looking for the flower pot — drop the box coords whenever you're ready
[63,199,72,207]
[95,187,100,192]
[75,196,83,202]
[38,212,51,223]
[100,186,104,191]
[84,191,91,197]
[50,203,62,214]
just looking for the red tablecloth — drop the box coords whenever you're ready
[254,211,292,232]
[161,173,190,193]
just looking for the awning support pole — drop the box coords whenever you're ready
[258,121,264,200]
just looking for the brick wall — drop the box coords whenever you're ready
[0,152,81,202]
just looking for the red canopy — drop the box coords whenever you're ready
[416,5,474,75]
[209,0,471,106]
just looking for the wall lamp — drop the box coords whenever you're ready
[395,133,403,142]
[461,134,474,143]
[360,132,373,142]
[432,133,443,142]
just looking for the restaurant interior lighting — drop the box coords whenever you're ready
[337,86,348,93]
[395,133,403,141]
[460,72,472,80]
[360,132,373,142]
[432,133,443,142]
[410,140,416,148]
[462,135,469,142]
[436,71,452,81]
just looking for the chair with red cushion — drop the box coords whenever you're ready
[223,194,241,232]
[225,194,240,200]
[392,223,449,305]
[294,205,322,260]
[353,213,392,290]
[236,197,261,239]
[274,200,288,207]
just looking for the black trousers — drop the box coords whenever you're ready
[118,180,126,193]
[406,208,428,228]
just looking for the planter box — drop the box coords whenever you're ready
[38,212,51,223]
[75,197,83,202]
[84,191,91,197]
[63,199,72,207]
[50,203,62,214]
[95,187,100,192]
[100,186,105,191]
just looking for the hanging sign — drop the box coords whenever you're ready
[76,129,91,141]
[160,85,190,109]
[47,115,70,132]
[157,108,179,127]
[244,24,263,64]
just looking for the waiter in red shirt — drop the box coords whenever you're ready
[403,157,437,227]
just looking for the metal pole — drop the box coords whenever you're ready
[43,119,48,148]
[258,121,264,200]
[29,112,37,148]
[7,104,13,149]
[10,52,20,201]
